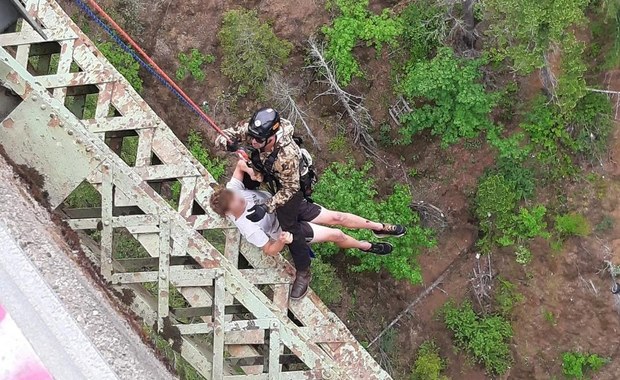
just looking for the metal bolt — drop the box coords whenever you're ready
[67,130,73,135]
[161,217,168,223]
[85,147,91,152]
[76,139,82,144]
[94,155,101,161]
[31,96,38,102]
[103,220,110,226]
[40,104,46,110]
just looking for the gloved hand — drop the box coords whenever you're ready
[225,139,240,152]
[215,132,237,151]
[246,204,269,222]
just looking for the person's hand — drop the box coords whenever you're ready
[246,204,268,222]
[278,231,293,245]
[215,133,231,150]
[250,171,263,182]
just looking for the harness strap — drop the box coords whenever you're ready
[250,147,281,194]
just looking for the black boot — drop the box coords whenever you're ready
[290,268,312,300]
[362,242,393,255]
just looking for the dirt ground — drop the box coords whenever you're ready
[57,0,620,378]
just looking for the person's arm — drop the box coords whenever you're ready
[262,232,293,256]
[214,122,249,151]
[264,150,300,213]
[232,159,262,183]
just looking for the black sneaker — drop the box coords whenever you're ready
[362,242,393,255]
[373,224,407,238]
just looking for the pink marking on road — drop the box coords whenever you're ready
[0,305,5,322]
[14,362,53,380]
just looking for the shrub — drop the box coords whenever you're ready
[483,0,588,74]
[398,47,496,147]
[520,96,576,178]
[310,258,344,305]
[562,352,609,379]
[400,1,447,62]
[475,174,549,256]
[595,215,615,233]
[65,181,101,208]
[514,245,533,265]
[176,48,215,82]
[569,92,614,160]
[556,35,587,112]
[411,341,449,380]
[312,161,435,283]
[322,0,403,86]
[494,278,524,317]
[555,213,591,238]
[186,131,226,181]
[486,126,535,200]
[443,301,513,375]
[218,9,292,97]
[97,41,143,92]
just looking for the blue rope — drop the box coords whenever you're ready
[73,0,204,120]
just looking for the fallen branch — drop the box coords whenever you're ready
[368,269,451,348]
[306,37,377,156]
[268,74,321,149]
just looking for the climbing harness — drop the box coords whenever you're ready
[247,137,318,200]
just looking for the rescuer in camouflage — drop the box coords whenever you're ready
[215,107,312,299]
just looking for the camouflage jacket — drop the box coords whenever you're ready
[216,119,301,213]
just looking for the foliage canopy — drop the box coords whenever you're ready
[443,301,513,375]
[219,9,292,96]
[312,161,435,283]
[322,0,402,86]
[398,47,496,147]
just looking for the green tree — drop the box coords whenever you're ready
[312,161,435,284]
[218,9,292,97]
[483,0,589,74]
[322,0,402,86]
[399,1,447,62]
[398,47,496,147]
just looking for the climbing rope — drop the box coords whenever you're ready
[73,0,232,142]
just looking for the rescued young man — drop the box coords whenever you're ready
[209,159,407,299]
[215,107,405,299]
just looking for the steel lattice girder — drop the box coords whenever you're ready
[0,1,392,379]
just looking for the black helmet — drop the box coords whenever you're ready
[247,107,280,141]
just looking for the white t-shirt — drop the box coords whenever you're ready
[226,177,281,248]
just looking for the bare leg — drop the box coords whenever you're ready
[308,223,371,251]
[310,208,383,231]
